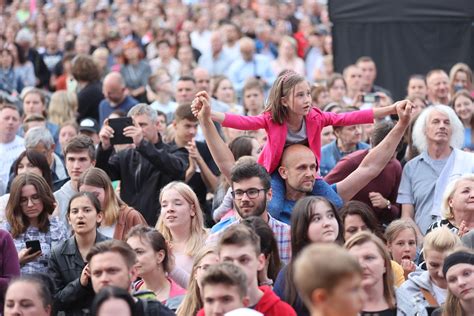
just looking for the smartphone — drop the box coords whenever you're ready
[108,117,134,145]
[25,240,41,253]
[362,93,380,104]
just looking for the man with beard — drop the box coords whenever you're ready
[208,160,291,264]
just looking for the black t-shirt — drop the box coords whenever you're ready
[361,308,397,316]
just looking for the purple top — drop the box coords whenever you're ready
[0,229,20,306]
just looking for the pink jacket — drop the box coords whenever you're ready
[222,107,374,173]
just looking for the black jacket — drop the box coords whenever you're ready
[96,137,189,226]
[77,81,104,123]
[49,232,109,316]
[134,299,176,316]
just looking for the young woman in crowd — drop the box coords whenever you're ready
[4,274,53,316]
[450,90,473,151]
[120,40,152,103]
[9,42,35,89]
[0,149,52,217]
[273,196,343,316]
[3,173,66,274]
[0,48,21,94]
[396,227,463,316]
[91,286,135,316]
[242,216,282,285]
[385,219,419,280]
[406,74,428,100]
[438,248,474,316]
[449,63,473,95]
[271,36,305,76]
[242,78,265,116]
[345,232,397,315]
[156,181,208,286]
[49,192,108,316]
[20,88,59,142]
[327,73,348,105]
[47,90,78,126]
[126,225,186,311]
[78,167,147,240]
[426,174,474,236]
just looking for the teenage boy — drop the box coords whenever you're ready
[87,240,174,316]
[294,244,364,316]
[54,135,96,225]
[211,224,296,316]
[198,262,253,316]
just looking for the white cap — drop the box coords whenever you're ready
[225,308,263,316]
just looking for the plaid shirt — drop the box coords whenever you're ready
[207,213,291,264]
[3,216,67,274]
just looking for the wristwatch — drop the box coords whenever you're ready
[386,199,391,210]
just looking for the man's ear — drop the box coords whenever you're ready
[129,265,139,283]
[278,166,288,180]
[91,160,96,167]
[172,119,177,128]
[256,253,266,272]
[242,296,250,307]
[266,187,272,202]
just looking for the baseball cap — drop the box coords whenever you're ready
[79,118,99,133]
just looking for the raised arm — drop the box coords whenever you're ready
[336,100,412,201]
[192,92,236,182]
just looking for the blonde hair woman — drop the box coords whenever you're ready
[396,227,463,315]
[156,181,208,286]
[345,232,397,315]
[385,219,419,279]
[176,247,219,316]
[48,91,78,126]
[271,36,305,76]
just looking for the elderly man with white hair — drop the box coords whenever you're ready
[397,104,474,239]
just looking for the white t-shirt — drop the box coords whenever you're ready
[0,136,24,185]
[432,283,447,305]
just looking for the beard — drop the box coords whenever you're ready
[234,196,267,218]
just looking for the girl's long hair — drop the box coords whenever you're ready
[6,173,55,238]
[176,247,216,316]
[264,70,305,124]
[156,181,207,257]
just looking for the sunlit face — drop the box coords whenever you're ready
[90,252,135,293]
[65,150,95,182]
[323,274,364,316]
[425,110,452,145]
[127,235,163,277]
[425,249,448,289]
[203,284,247,316]
[97,298,132,316]
[17,156,42,176]
[387,228,417,264]
[344,214,369,241]
[232,177,270,218]
[283,81,312,117]
[23,93,45,116]
[68,195,102,235]
[280,149,317,194]
[243,88,264,114]
[448,179,474,214]
[329,79,346,103]
[348,241,386,291]
[427,72,449,102]
[20,184,44,221]
[59,125,78,150]
[336,125,362,147]
[132,114,159,144]
[446,263,474,301]
[408,78,427,99]
[0,107,21,139]
[4,281,51,316]
[196,253,220,289]
[453,95,473,123]
[219,244,265,289]
[215,79,235,104]
[160,188,195,230]
[307,200,339,243]
[321,125,336,146]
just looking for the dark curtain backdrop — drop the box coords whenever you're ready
[329,0,474,100]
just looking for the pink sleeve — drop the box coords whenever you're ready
[322,109,374,126]
[222,113,268,130]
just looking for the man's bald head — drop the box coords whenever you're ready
[279,144,318,197]
[103,72,126,105]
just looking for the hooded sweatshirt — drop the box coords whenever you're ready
[396,270,445,316]
[197,286,296,316]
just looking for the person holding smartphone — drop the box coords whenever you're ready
[2,173,67,274]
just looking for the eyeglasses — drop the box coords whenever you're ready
[231,188,267,200]
[20,195,42,207]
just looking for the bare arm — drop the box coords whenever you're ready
[192,92,235,182]
[372,103,396,119]
[336,100,412,201]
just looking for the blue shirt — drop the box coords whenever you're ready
[319,140,370,177]
[99,95,139,126]
[227,54,276,96]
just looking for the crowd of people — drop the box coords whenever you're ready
[0,0,474,316]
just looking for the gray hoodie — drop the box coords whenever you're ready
[396,270,442,316]
[54,180,77,226]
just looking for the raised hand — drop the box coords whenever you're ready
[395,100,413,125]
[99,119,115,150]
[80,263,90,287]
[123,124,144,146]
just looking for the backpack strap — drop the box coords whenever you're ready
[420,288,439,307]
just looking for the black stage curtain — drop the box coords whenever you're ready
[329,0,474,100]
